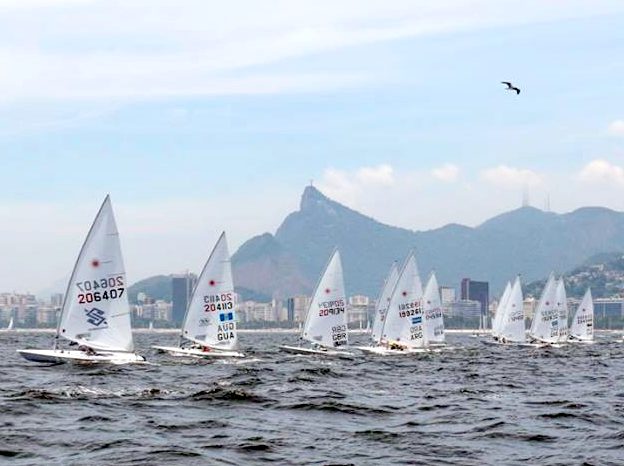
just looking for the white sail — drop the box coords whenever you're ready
[492,281,511,338]
[302,249,348,348]
[423,272,445,343]
[570,288,593,341]
[555,278,569,342]
[499,276,525,342]
[529,272,559,343]
[57,196,134,352]
[381,251,424,348]
[371,262,399,344]
[7,317,14,330]
[182,232,237,350]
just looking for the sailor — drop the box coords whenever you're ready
[388,340,405,351]
[78,345,96,355]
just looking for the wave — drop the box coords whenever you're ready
[6,386,172,401]
[188,387,268,403]
[480,432,557,442]
[354,429,402,442]
[282,400,394,416]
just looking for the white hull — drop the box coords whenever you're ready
[152,345,244,358]
[568,337,594,344]
[356,345,433,355]
[482,339,545,348]
[279,345,353,357]
[17,349,146,364]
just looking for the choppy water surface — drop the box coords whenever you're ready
[1,331,623,465]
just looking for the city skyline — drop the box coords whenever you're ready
[2,1,624,291]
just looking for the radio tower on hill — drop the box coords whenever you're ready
[522,183,530,208]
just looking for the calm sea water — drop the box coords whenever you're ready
[1,331,623,465]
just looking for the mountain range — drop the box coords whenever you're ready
[230,186,624,299]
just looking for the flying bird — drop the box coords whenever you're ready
[501,81,520,94]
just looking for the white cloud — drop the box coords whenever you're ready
[481,165,543,189]
[579,159,624,187]
[0,1,623,102]
[431,163,459,182]
[356,164,395,186]
[608,120,624,136]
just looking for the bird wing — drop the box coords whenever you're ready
[501,81,512,87]
[514,88,520,94]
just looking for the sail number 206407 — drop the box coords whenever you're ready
[75,276,125,303]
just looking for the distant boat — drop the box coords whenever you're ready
[6,317,14,331]
[555,278,569,343]
[148,321,154,332]
[495,276,527,345]
[569,288,594,343]
[422,272,445,345]
[360,250,430,355]
[528,273,565,347]
[17,196,145,364]
[280,249,352,356]
[490,281,511,341]
[153,232,244,358]
[370,262,399,346]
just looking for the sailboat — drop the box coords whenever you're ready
[569,288,594,343]
[490,281,512,341]
[528,273,563,347]
[280,249,351,356]
[369,262,399,346]
[18,196,145,364]
[6,317,14,331]
[555,278,569,343]
[422,272,445,346]
[360,251,427,355]
[152,232,244,358]
[490,276,527,345]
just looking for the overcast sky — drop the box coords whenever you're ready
[1,0,624,292]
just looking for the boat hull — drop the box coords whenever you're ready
[17,349,146,364]
[481,340,546,348]
[356,345,432,355]
[152,345,245,358]
[567,337,594,344]
[279,345,353,357]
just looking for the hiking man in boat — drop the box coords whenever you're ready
[78,345,96,356]
[388,340,406,351]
